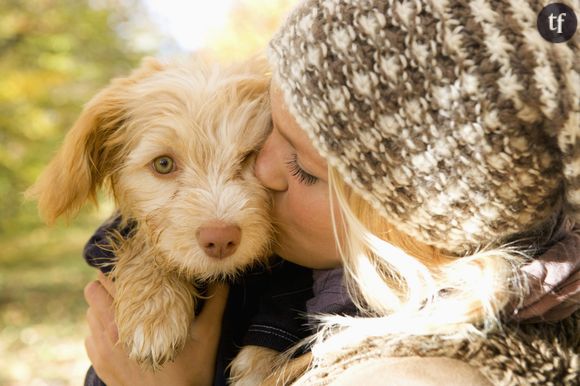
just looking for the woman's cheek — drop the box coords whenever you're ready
[288,181,329,231]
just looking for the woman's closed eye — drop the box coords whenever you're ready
[286,153,318,185]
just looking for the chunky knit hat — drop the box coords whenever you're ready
[267,0,580,255]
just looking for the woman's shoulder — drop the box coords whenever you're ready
[329,356,491,386]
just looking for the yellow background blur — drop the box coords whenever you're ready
[0,1,295,384]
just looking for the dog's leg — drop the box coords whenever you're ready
[261,352,312,386]
[113,240,196,370]
[229,346,280,386]
[229,346,311,386]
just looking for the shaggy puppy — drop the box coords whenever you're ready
[28,56,276,375]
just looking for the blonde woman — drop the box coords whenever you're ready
[84,0,579,385]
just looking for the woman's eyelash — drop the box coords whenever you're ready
[285,154,318,185]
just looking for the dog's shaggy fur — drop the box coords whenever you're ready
[28,56,278,379]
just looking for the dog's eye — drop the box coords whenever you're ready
[152,156,175,174]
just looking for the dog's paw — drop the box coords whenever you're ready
[125,316,190,369]
[229,345,280,386]
[114,275,195,370]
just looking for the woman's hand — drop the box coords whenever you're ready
[84,271,229,386]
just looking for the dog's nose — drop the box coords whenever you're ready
[196,223,241,259]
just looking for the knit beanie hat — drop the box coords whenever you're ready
[267,0,579,256]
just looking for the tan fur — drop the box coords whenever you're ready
[229,346,312,386]
[229,346,281,386]
[27,55,281,376]
[262,352,313,386]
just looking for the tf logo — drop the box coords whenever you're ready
[537,3,577,43]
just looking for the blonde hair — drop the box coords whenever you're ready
[296,166,532,361]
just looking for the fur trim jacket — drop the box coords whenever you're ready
[296,311,579,386]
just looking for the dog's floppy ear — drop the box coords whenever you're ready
[231,54,271,100]
[26,57,164,224]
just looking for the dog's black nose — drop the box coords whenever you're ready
[197,222,241,259]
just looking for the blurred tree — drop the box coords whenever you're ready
[205,0,298,61]
[0,0,153,235]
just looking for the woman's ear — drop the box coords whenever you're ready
[26,56,164,224]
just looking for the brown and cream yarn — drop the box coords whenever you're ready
[268,0,579,255]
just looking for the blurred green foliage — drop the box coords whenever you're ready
[0,0,149,236]
[0,1,154,384]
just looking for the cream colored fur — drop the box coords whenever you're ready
[28,55,283,380]
[229,346,312,386]
[229,346,281,386]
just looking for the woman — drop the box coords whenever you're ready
[84,0,579,385]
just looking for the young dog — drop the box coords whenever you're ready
[28,55,281,380]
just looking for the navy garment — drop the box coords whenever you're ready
[82,215,133,275]
[84,366,105,386]
[213,258,315,385]
[83,216,357,386]
[307,268,358,319]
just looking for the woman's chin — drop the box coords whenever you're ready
[277,249,341,269]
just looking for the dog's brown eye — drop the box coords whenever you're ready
[152,156,175,174]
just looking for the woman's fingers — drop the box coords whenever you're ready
[97,270,116,297]
[84,279,119,343]
[192,282,229,345]
[86,303,103,335]
[196,282,229,326]
[83,277,228,386]
[84,337,101,379]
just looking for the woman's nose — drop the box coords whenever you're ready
[254,132,288,192]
